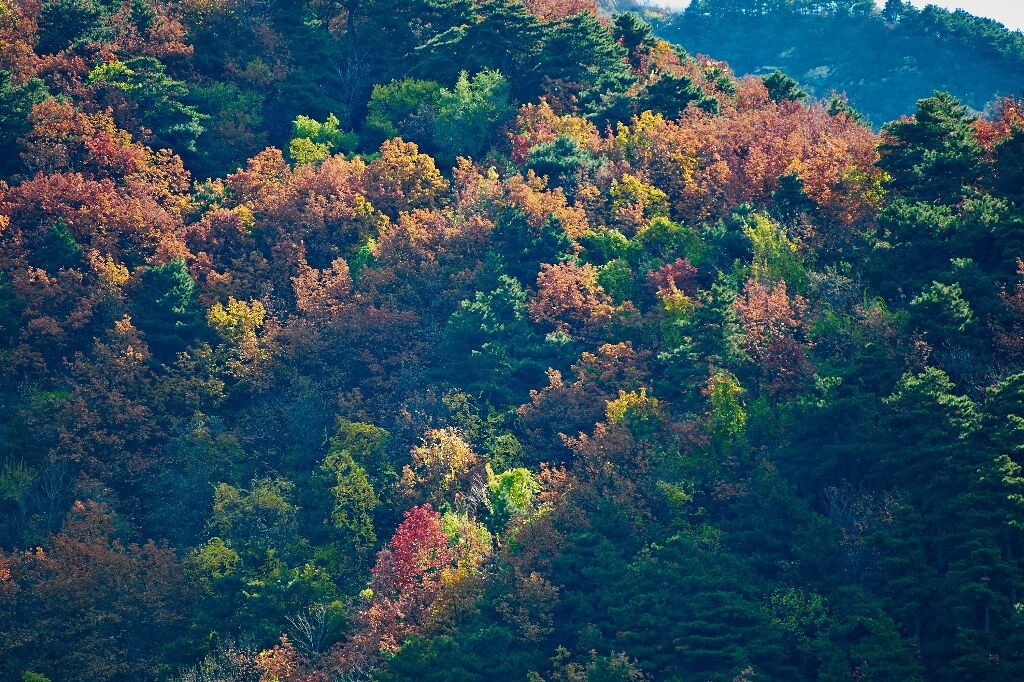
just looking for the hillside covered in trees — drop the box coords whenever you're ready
[650,0,1024,124]
[1,0,1024,680]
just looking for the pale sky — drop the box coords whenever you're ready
[648,1,1024,31]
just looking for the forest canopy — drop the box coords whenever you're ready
[1,0,1023,680]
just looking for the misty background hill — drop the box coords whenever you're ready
[611,0,1024,123]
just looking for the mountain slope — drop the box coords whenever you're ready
[648,0,1024,123]
[1,1,1024,681]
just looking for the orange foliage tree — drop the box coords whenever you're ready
[0,501,198,681]
[734,278,813,395]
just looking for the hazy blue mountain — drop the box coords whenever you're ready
[640,0,1024,123]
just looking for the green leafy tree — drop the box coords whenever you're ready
[199,476,340,644]
[882,0,905,22]
[613,12,656,71]
[630,217,705,272]
[825,93,866,124]
[364,78,443,149]
[657,279,746,401]
[185,82,267,178]
[909,280,975,340]
[643,73,712,118]
[288,113,358,165]
[743,212,807,290]
[524,135,597,196]
[879,91,983,203]
[602,538,796,680]
[874,369,1024,677]
[541,10,633,117]
[129,258,205,362]
[22,672,53,682]
[433,69,514,161]
[763,70,807,103]
[28,219,82,273]
[454,0,546,103]
[322,440,379,549]
[993,126,1024,204]
[331,420,395,493]
[36,0,107,54]
[486,465,539,529]
[706,370,747,458]
[0,72,49,177]
[443,273,549,403]
[770,172,818,224]
[598,259,637,303]
[89,57,206,153]
[984,373,1024,466]
[209,477,300,557]
[0,273,24,347]
[0,460,35,545]
[491,209,576,284]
